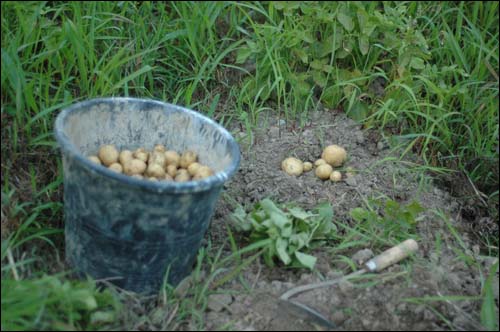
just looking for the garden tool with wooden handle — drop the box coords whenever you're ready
[279,239,419,328]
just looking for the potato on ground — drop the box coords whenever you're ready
[281,157,303,176]
[315,164,333,180]
[321,145,347,167]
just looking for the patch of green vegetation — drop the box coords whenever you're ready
[231,198,336,270]
[1,273,120,331]
[349,199,424,243]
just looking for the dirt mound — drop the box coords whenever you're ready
[202,110,498,331]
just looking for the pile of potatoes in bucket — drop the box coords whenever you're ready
[281,145,352,182]
[88,144,213,182]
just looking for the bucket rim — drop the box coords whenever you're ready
[54,97,241,194]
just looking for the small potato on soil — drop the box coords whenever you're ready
[164,150,180,167]
[315,164,333,180]
[108,163,123,173]
[303,162,313,172]
[98,145,119,166]
[281,157,303,176]
[330,170,342,182]
[124,159,147,175]
[180,151,197,169]
[314,159,327,167]
[88,155,101,165]
[321,145,347,167]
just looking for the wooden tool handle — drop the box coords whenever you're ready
[364,239,418,272]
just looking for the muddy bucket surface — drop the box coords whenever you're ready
[54,97,240,294]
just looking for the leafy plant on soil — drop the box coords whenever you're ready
[231,198,336,270]
[349,199,424,243]
[1,275,120,331]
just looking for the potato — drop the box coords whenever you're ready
[108,163,123,173]
[315,164,333,180]
[281,157,303,176]
[131,174,143,180]
[98,145,119,166]
[194,165,213,180]
[330,170,342,182]
[154,144,166,153]
[146,163,165,178]
[119,150,133,166]
[88,155,101,165]
[314,159,327,167]
[166,164,177,177]
[149,150,166,167]
[133,148,149,163]
[175,169,191,182]
[180,150,197,169]
[164,150,180,167]
[321,145,347,167]
[187,162,202,176]
[148,177,158,181]
[303,162,313,172]
[164,173,174,181]
[124,159,147,175]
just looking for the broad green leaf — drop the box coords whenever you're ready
[273,1,300,11]
[317,202,333,223]
[288,207,313,220]
[294,251,317,270]
[322,64,334,73]
[251,210,267,223]
[289,232,309,249]
[337,50,350,59]
[312,70,327,88]
[310,59,326,70]
[356,8,368,33]
[292,48,308,64]
[337,6,354,32]
[363,21,376,36]
[261,199,292,237]
[276,238,291,264]
[410,57,425,70]
[359,35,369,55]
[296,30,314,44]
[347,100,369,122]
[231,206,251,231]
[236,47,252,64]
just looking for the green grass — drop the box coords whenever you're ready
[1,1,498,331]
